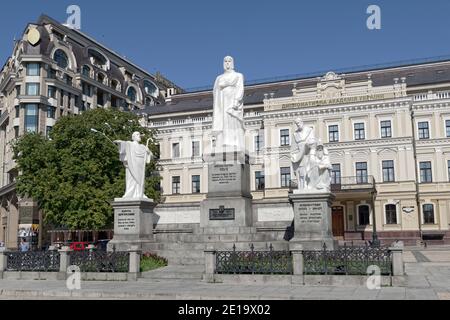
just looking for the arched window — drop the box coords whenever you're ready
[358,205,370,226]
[82,65,91,77]
[88,49,108,68]
[127,87,137,102]
[144,80,159,98]
[385,204,397,225]
[97,73,105,84]
[54,49,68,69]
[111,79,119,91]
[423,204,435,224]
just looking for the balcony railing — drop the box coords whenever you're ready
[413,91,450,101]
[331,176,375,192]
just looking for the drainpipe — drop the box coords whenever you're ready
[410,106,423,243]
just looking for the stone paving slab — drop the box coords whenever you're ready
[0,278,448,300]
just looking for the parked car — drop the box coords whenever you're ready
[69,242,90,251]
[95,239,110,251]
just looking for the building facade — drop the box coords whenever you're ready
[0,15,180,250]
[146,62,450,245]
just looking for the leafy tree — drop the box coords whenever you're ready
[12,108,160,231]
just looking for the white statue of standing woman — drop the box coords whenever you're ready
[291,118,332,193]
[114,132,153,199]
[212,56,245,152]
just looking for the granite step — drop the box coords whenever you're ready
[139,265,204,280]
[153,232,287,243]
[146,241,290,252]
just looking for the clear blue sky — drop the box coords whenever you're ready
[2,0,450,90]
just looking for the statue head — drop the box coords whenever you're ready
[223,56,235,72]
[315,141,328,159]
[294,118,304,131]
[132,132,142,143]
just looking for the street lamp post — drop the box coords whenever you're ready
[371,186,380,247]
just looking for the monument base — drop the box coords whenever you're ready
[200,196,252,228]
[289,192,337,251]
[200,151,253,228]
[107,198,156,252]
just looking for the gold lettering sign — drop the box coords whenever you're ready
[269,94,388,111]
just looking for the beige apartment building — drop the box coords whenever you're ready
[146,62,450,245]
[0,15,180,250]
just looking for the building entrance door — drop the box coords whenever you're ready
[332,206,345,238]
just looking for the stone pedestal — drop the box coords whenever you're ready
[289,192,337,250]
[107,198,155,252]
[200,152,253,228]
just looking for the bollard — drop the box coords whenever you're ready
[389,241,404,276]
[289,243,304,285]
[128,246,141,281]
[58,246,72,280]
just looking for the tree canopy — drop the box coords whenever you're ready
[12,108,160,230]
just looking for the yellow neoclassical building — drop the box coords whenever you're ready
[144,60,450,245]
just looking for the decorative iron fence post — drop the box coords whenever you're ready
[389,241,404,276]
[204,249,216,283]
[128,246,141,281]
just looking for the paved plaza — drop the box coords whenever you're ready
[1,246,450,300]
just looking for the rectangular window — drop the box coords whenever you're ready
[15,85,21,96]
[27,63,40,76]
[382,160,395,182]
[418,122,430,139]
[60,90,65,107]
[26,83,40,96]
[356,162,368,184]
[385,204,397,225]
[14,126,19,138]
[420,162,432,183]
[331,164,341,185]
[47,106,56,119]
[64,75,72,85]
[48,69,56,79]
[172,143,180,158]
[446,120,450,138]
[255,133,264,152]
[280,129,290,146]
[192,141,200,157]
[15,105,20,118]
[47,86,56,98]
[82,83,91,96]
[354,123,365,140]
[380,120,392,138]
[25,104,38,133]
[280,167,291,188]
[172,176,181,194]
[255,171,265,191]
[358,205,370,226]
[423,204,435,224]
[46,126,52,138]
[328,125,339,142]
[192,175,200,194]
